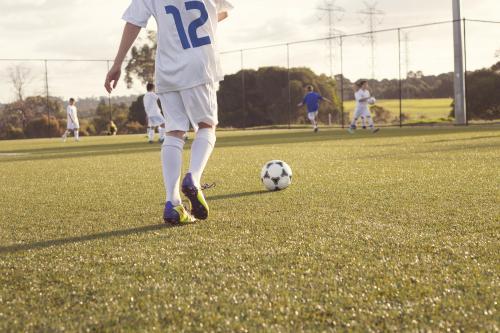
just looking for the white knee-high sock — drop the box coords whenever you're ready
[148,128,155,142]
[161,136,185,206]
[159,127,166,140]
[350,118,358,128]
[74,130,79,141]
[188,128,216,188]
[367,116,375,128]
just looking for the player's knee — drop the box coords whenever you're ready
[166,131,186,139]
[198,122,214,129]
[196,127,216,146]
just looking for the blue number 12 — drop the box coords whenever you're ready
[165,1,211,50]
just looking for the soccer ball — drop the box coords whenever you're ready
[260,160,293,191]
[368,97,377,105]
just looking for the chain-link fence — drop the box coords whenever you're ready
[0,19,499,138]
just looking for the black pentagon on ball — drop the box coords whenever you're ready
[281,169,288,177]
[266,162,274,169]
[271,177,280,185]
[263,171,271,179]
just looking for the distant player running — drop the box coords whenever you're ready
[62,98,80,142]
[297,85,331,133]
[143,83,167,144]
[348,80,379,134]
[105,0,233,225]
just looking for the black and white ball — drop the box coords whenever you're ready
[368,97,377,105]
[260,160,293,191]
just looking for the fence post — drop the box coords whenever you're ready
[240,50,246,129]
[463,18,469,126]
[340,36,344,129]
[44,59,51,137]
[398,28,403,128]
[287,43,291,129]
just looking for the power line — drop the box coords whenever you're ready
[317,0,345,78]
[358,1,384,79]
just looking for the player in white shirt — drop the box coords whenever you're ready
[143,83,167,144]
[348,80,379,134]
[62,98,80,142]
[105,0,233,224]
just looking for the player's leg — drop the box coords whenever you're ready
[314,112,319,132]
[62,129,70,142]
[348,110,361,133]
[74,128,80,142]
[158,92,195,224]
[361,116,367,129]
[181,83,218,220]
[365,113,379,133]
[159,124,166,143]
[147,125,155,143]
[308,112,317,132]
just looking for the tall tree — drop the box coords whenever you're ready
[125,31,157,88]
[8,65,32,102]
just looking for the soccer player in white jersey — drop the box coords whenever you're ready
[105,0,233,224]
[348,80,379,134]
[62,98,80,142]
[143,82,167,144]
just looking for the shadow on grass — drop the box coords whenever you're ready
[208,190,271,201]
[426,135,500,144]
[0,223,176,255]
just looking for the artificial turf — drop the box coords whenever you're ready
[0,127,499,332]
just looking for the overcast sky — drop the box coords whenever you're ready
[0,0,499,102]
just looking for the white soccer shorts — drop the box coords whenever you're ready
[354,108,371,120]
[307,111,319,122]
[147,115,166,127]
[67,119,79,130]
[158,83,218,133]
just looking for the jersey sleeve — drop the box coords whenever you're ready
[122,0,152,28]
[215,0,234,13]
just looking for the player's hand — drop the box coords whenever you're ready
[105,64,122,94]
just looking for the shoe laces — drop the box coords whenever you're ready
[201,183,216,191]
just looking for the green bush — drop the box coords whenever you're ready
[24,116,61,138]
[5,126,25,140]
[124,121,145,134]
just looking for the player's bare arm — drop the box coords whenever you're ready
[297,102,304,107]
[105,22,142,93]
[218,12,228,21]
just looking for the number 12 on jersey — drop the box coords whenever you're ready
[165,1,211,50]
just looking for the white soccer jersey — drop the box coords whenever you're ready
[123,0,234,93]
[143,92,163,118]
[355,89,371,111]
[67,105,79,129]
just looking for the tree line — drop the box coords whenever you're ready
[1,61,498,139]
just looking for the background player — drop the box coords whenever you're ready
[348,80,379,134]
[105,0,233,224]
[297,85,331,132]
[143,82,167,144]
[61,98,80,142]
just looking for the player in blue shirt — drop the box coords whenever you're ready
[297,85,332,132]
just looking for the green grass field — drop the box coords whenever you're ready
[344,98,453,122]
[0,127,499,332]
